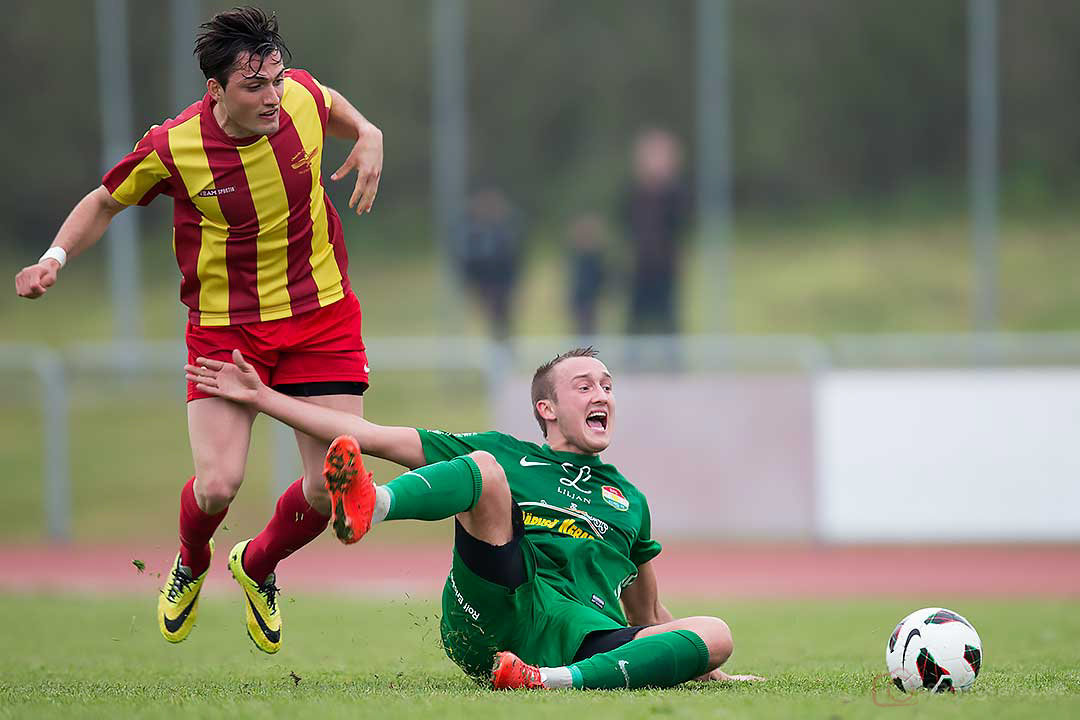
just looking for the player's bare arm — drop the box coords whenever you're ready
[14,186,125,299]
[186,351,424,469]
[326,87,383,215]
[621,560,674,626]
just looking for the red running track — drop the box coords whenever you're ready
[1,542,1078,597]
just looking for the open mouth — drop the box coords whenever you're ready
[259,108,279,119]
[586,410,608,432]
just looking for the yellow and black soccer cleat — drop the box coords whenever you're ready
[158,539,213,643]
[228,539,282,654]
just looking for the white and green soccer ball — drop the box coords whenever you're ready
[885,607,982,692]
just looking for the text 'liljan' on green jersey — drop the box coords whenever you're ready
[418,429,662,626]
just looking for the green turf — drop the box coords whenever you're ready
[0,595,1077,719]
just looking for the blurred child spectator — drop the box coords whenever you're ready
[567,213,609,338]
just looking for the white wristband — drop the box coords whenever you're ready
[39,247,67,268]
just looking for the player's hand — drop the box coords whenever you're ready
[330,121,383,215]
[695,668,767,683]
[185,350,262,405]
[15,260,60,299]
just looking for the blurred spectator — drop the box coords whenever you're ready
[620,129,691,336]
[566,213,609,338]
[457,187,523,340]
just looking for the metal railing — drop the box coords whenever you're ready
[0,345,70,541]
[6,332,1080,541]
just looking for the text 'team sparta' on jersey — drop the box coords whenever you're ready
[417,429,662,627]
[102,69,349,326]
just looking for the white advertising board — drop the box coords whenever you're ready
[816,370,1080,541]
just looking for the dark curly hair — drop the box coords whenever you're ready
[194,7,292,87]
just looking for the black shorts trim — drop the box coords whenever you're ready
[273,380,368,397]
[453,501,526,591]
[574,625,650,662]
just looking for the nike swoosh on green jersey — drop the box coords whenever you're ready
[519,457,552,467]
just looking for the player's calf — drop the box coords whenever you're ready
[493,626,734,691]
[637,616,734,671]
[325,446,488,542]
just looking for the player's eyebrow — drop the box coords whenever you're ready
[570,372,613,383]
[244,68,285,84]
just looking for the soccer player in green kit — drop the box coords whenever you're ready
[186,347,763,689]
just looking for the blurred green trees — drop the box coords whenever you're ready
[4,0,1080,250]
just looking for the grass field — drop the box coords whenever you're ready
[1,594,1077,719]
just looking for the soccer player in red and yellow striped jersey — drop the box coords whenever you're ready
[103,65,349,326]
[15,7,383,653]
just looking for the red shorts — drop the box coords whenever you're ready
[186,292,369,402]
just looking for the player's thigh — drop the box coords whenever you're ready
[439,542,536,681]
[293,393,364,498]
[457,451,515,546]
[187,397,258,503]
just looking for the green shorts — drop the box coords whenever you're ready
[439,537,625,681]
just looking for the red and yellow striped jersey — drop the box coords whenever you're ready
[102,69,350,326]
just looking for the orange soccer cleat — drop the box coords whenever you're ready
[492,651,546,690]
[323,435,375,544]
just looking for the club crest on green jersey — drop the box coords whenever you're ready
[602,485,630,511]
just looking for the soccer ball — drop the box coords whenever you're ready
[885,607,982,692]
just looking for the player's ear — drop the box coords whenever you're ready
[207,77,223,102]
[536,398,557,422]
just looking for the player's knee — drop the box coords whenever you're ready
[458,451,514,545]
[695,616,733,668]
[193,472,242,513]
[469,451,509,506]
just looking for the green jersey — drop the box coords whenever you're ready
[418,429,662,627]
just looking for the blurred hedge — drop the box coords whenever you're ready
[4,0,1080,249]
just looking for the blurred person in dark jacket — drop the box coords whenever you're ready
[567,213,609,338]
[620,129,691,337]
[458,187,523,341]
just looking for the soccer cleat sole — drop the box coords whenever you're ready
[323,435,374,545]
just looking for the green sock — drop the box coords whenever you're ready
[383,456,483,522]
[566,630,710,689]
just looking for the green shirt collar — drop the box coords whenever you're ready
[542,444,605,466]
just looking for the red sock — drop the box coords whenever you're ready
[243,478,329,585]
[178,476,228,576]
